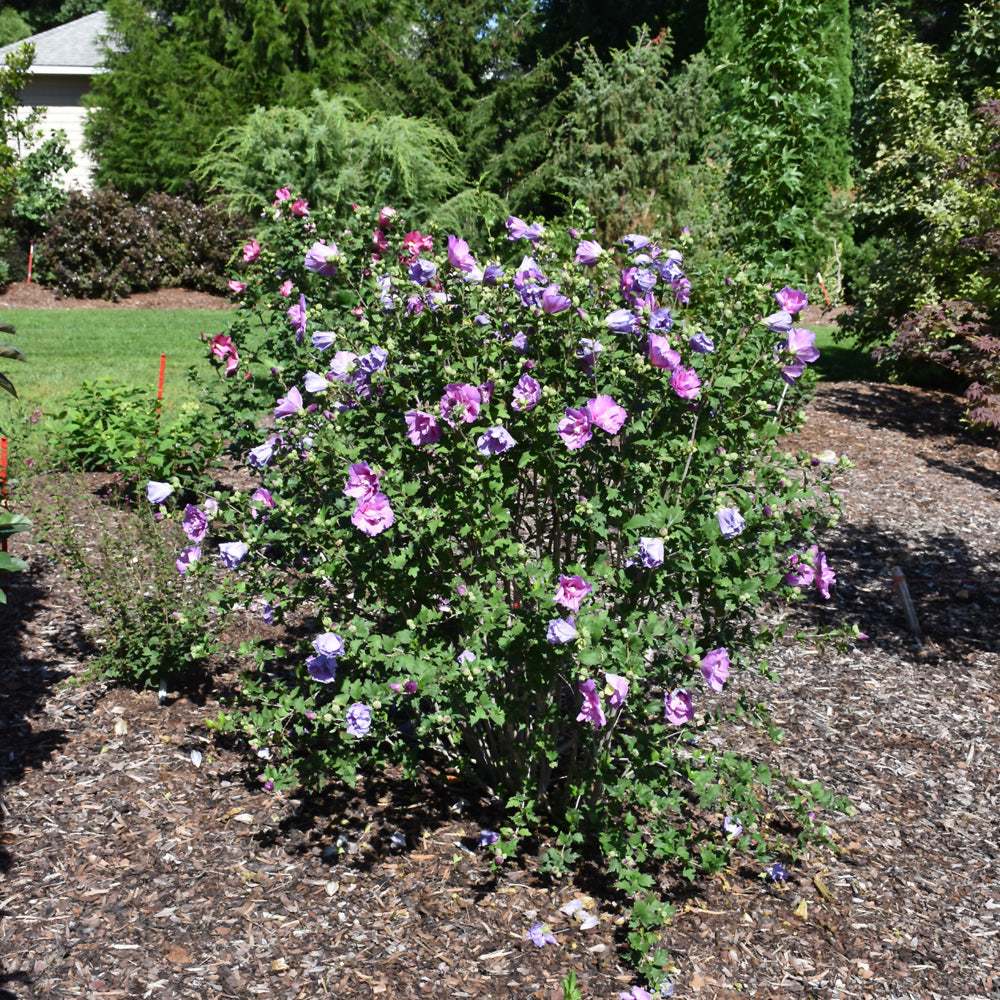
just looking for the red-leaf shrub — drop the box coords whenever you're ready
[37,187,249,301]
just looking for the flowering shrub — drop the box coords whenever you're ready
[193,198,855,986]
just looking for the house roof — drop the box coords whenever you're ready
[0,11,110,76]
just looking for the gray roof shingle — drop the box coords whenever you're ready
[0,11,110,74]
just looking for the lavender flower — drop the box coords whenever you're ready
[476,426,516,455]
[405,409,442,446]
[546,617,578,644]
[274,387,303,419]
[176,545,201,575]
[716,507,745,539]
[511,374,541,412]
[146,481,172,504]
[700,647,730,692]
[218,541,248,568]
[182,504,208,543]
[576,678,607,729]
[346,703,372,737]
[304,240,341,276]
[664,688,694,725]
[526,922,557,947]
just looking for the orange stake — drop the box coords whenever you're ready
[156,353,166,427]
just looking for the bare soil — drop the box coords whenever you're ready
[0,281,233,311]
[0,288,998,999]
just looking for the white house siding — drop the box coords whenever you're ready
[0,12,112,193]
[17,74,95,191]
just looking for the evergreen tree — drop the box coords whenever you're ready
[709,0,853,275]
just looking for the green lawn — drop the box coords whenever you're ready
[811,325,882,382]
[0,309,231,420]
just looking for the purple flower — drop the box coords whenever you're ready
[547,617,578,644]
[344,461,380,501]
[303,370,330,393]
[633,268,657,294]
[526,922,556,947]
[606,308,639,336]
[648,307,673,332]
[620,988,656,1000]
[814,550,835,599]
[251,435,281,467]
[313,633,344,658]
[541,284,572,314]
[248,435,280,468]
[440,383,482,426]
[700,647,730,692]
[665,688,694,725]
[509,331,528,353]
[405,409,442,446]
[553,574,593,612]
[764,309,793,334]
[182,504,208,543]
[479,829,499,848]
[219,541,248,568]
[774,285,808,314]
[304,240,341,276]
[274,386,303,419]
[630,536,664,569]
[330,351,358,380]
[765,862,789,882]
[312,330,336,351]
[605,672,629,709]
[587,395,627,435]
[649,333,681,370]
[689,332,715,354]
[357,345,388,377]
[506,216,546,241]
[176,545,201,575]
[511,374,541,412]
[408,258,438,285]
[447,234,477,272]
[723,815,743,838]
[351,493,394,536]
[287,293,307,342]
[574,239,602,265]
[785,545,818,588]
[476,426,516,455]
[146,481,172,504]
[576,678,607,729]
[621,233,651,253]
[779,327,821,384]
[307,654,337,684]
[717,507,745,539]
[346,703,372,737]
[558,406,593,450]
[457,649,475,666]
[483,263,503,285]
[670,366,701,400]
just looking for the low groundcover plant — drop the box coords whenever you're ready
[180,197,857,986]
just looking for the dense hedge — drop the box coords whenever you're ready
[36,187,249,301]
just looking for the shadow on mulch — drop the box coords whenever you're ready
[783,519,1000,660]
[820,382,999,448]
[0,565,83,871]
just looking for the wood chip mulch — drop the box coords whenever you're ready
[1,379,999,1000]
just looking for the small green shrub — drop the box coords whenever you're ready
[48,378,223,493]
[36,187,249,300]
[48,495,222,691]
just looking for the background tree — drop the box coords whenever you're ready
[0,7,31,46]
[708,0,853,278]
[0,42,44,282]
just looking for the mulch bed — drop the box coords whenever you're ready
[1,288,998,998]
